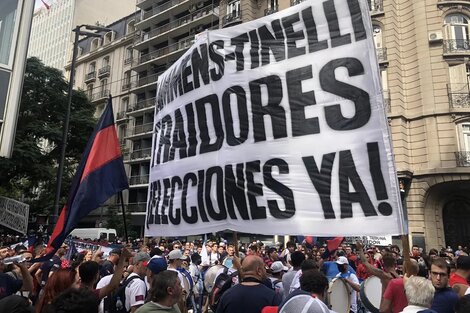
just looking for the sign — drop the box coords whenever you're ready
[145,0,406,237]
[0,196,29,234]
[344,236,392,246]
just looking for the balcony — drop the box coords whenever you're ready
[124,57,133,65]
[135,36,194,67]
[376,48,387,63]
[127,123,154,138]
[127,202,147,212]
[91,89,109,102]
[84,71,96,83]
[130,73,159,91]
[135,5,218,46]
[455,151,470,167]
[137,0,195,28]
[443,39,470,55]
[129,175,150,186]
[98,65,111,78]
[127,97,156,113]
[265,6,279,16]
[122,81,132,91]
[291,0,306,5]
[116,111,127,121]
[368,0,384,14]
[129,148,152,161]
[447,84,470,108]
[223,11,242,27]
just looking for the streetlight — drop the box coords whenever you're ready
[52,24,112,226]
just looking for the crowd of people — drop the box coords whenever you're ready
[0,235,469,313]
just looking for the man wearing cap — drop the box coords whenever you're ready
[335,256,360,313]
[146,256,168,288]
[125,252,150,312]
[269,261,287,297]
[100,248,121,278]
[167,249,188,312]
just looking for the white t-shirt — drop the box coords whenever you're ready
[124,273,147,312]
[96,275,113,313]
[335,272,359,313]
[289,270,302,294]
[269,276,284,299]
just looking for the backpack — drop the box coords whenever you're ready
[208,268,238,312]
[104,275,143,313]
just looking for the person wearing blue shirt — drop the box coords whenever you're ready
[430,258,459,313]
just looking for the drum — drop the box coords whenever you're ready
[204,265,227,293]
[360,276,382,313]
[177,268,194,299]
[327,278,351,313]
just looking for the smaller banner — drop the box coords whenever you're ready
[0,196,29,234]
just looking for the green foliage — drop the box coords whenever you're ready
[106,206,137,240]
[0,57,96,215]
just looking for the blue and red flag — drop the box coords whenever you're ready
[36,96,128,261]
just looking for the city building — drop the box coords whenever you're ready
[0,0,35,158]
[28,0,136,71]
[126,0,470,248]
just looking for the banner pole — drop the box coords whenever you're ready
[232,231,239,257]
[401,234,412,274]
[118,192,129,244]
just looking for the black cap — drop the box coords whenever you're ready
[109,248,122,256]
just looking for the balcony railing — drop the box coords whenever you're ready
[136,5,218,44]
[98,65,111,78]
[127,202,147,212]
[128,123,154,136]
[443,39,470,54]
[133,73,159,89]
[455,151,470,167]
[265,6,279,16]
[222,11,242,27]
[376,48,387,62]
[122,81,132,91]
[130,148,152,160]
[136,37,194,65]
[91,89,109,101]
[128,97,156,112]
[129,175,150,185]
[116,111,126,120]
[85,71,96,83]
[368,0,383,13]
[124,57,133,65]
[447,84,470,108]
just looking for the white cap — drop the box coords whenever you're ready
[168,249,186,260]
[335,256,349,265]
[271,261,288,273]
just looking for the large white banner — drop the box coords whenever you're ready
[145,0,407,237]
[0,196,29,234]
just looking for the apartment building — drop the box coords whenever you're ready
[28,0,136,71]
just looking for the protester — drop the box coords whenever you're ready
[216,255,281,313]
[281,251,304,299]
[455,294,470,313]
[429,257,459,313]
[136,270,183,313]
[125,251,150,312]
[35,268,79,313]
[100,248,121,277]
[401,276,436,313]
[48,288,99,313]
[335,256,360,313]
[269,261,286,296]
[381,259,419,313]
[0,294,34,313]
[221,245,236,268]
[449,255,470,297]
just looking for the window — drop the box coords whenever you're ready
[88,62,96,74]
[445,14,470,50]
[227,0,240,18]
[373,25,383,48]
[461,124,470,152]
[0,0,19,67]
[100,79,108,93]
[87,84,94,98]
[91,38,100,51]
[267,0,278,11]
[102,56,109,68]
[103,31,114,45]
[127,20,135,35]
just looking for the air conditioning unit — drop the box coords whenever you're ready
[428,31,443,43]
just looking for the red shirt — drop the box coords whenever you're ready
[449,273,469,287]
[383,278,407,313]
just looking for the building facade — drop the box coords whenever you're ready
[28,0,136,71]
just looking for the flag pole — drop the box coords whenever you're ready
[232,231,239,257]
[118,192,129,244]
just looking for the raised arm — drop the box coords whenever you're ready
[355,241,388,280]
[99,247,132,299]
